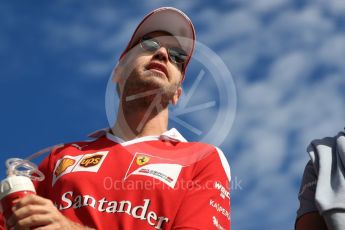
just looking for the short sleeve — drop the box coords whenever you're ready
[296,160,318,220]
[172,147,231,230]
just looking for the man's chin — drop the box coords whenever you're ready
[145,69,167,80]
[122,70,174,102]
[142,70,168,83]
[137,72,167,89]
[124,75,163,97]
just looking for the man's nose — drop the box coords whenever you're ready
[152,47,169,63]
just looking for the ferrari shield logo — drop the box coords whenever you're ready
[136,155,150,166]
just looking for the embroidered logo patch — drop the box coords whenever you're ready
[124,153,182,188]
[136,155,150,166]
[79,154,104,167]
[54,158,76,177]
[52,151,109,186]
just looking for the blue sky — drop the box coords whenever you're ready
[1,0,345,229]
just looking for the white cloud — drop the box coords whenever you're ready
[197,8,261,45]
[268,51,313,90]
[268,7,334,50]
[247,0,290,13]
[323,0,345,16]
[142,0,198,12]
[317,34,345,69]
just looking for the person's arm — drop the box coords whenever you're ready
[295,160,327,229]
[296,212,327,230]
[172,147,230,229]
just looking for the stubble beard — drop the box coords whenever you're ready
[121,66,179,114]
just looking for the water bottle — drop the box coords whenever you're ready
[0,158,44,220]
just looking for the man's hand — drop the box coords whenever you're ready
[6,194,94,230]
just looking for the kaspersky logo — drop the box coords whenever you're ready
[57,191,169,230]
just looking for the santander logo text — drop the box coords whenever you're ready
[56,191,169,229]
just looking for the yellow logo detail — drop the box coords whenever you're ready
[136,155,150,166]
[55,158,75,177]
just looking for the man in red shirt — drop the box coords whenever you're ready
[1,7,230,230]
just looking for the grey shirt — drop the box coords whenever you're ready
[297,131,345,229]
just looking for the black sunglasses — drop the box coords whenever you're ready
[140,35,188,65]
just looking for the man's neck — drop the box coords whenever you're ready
[111,104,169,141]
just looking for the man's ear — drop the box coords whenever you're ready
[171,86,182,105]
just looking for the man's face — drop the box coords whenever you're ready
[115,31,184,107]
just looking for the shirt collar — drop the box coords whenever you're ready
[160,128,187,142]
[88,127,187,143]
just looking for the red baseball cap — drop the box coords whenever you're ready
[119,7,196,81]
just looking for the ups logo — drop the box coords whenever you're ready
[80,155,103,167]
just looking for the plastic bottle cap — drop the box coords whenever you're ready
[0,175,36,200]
